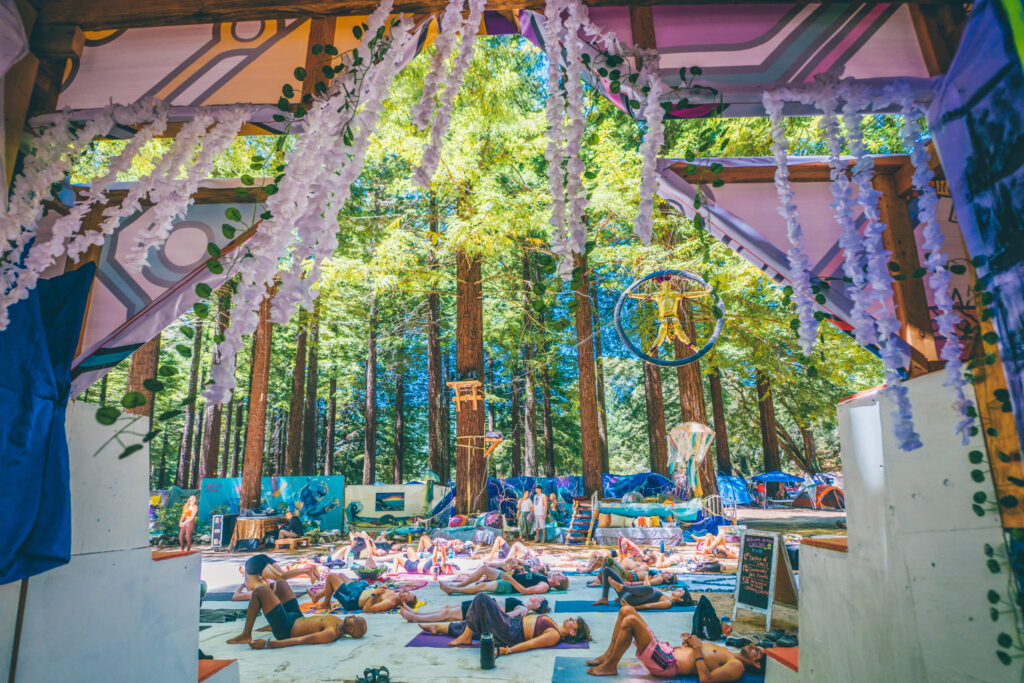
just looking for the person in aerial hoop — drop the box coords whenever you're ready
[628,277,711,354]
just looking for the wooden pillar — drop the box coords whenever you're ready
[239,292,273,511]
[708,367,732,476]
[126,333,160,419]
[455,250,486,514]
[756,369,782,497]
[573,253,604,497]
[874,172,941,377]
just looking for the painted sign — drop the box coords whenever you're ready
[732,530,798,630]
[198,475,345,531]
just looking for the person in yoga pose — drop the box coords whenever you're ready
[419,593,589,654]
[591,566,692,609]
[309,572,417,613]
[178,495,198,551]
[645,550,688,569]
[241,553,319,588]
[586,555,649,587]
[585,605,765,680]
[441,567,568,595]
[226,578,367,647]
[399,595,548,623]
[331,530,396,560]
[695,530,737,560]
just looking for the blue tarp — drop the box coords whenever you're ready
[751,471,804,484]
[716,475,752,505]
[0,265,94,584]
[501,476,582,502]
[688,514,729,537]
[602,472,682,499]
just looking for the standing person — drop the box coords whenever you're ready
[548,492,563,526]
[518,490,534,540]
[179,495,198,551]
[532,486,548,543]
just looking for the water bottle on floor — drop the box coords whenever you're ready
[660,541,665,554]
[480,633,495,669]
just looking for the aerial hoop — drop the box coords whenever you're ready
[613,269,725,367]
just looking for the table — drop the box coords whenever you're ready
[229,516,284,548]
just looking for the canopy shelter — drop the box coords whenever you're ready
[751,470,805,484]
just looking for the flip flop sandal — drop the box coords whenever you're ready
[764,629,786,642]
[725,636,752,648]
[376,667,391,682]
[776,635,798,648]
[757,639,775,649]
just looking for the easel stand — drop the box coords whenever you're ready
[731,530,798,631]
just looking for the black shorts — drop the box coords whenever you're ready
[244,553,276,577]
[265,598,302,640]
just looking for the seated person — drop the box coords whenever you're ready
[240,553,319,589]
[695,530,737,560]
[400,595,548,623]
[277,510,305,539]
[592,566,692,609]
[585,605,765,680]
[310,571,417,613]
[419,593,589,654]
[440,568,568,595]
[226,578,367,648]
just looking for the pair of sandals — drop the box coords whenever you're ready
[726,630,798,649]
[356,666,390,683]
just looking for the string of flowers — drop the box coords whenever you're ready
[899,91,975,443]
[763,90,819,355]
[409,0,465,130]
[413,0,485,188]
[635,61,666,247]
[562,0,589,262]
[540,0,571,279]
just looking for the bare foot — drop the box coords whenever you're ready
[419,624,447,635]
[587,664,619,676]
[256,624,272,632]
[226,633,252,645]
[586,580,600,587]
[439,582,453,594]
[448,632,472,646]
[591,598,608,606]
[585,655,607,666]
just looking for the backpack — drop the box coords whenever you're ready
[691,595,723,641]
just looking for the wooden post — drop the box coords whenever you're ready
[455,250,487,513]
[573,254,604,497]
[126,333,160,419]
[874,172,941,377]
[240,292,273,511]
[708,367,732,476]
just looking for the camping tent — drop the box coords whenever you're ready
[794,485,846,510]
[716,475,752,506]
[751,471,805,484]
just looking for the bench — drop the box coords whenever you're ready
[274,536,310,550]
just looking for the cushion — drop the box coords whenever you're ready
[608,514,631,528]
[650,515,661,527]
[598,513,611,528]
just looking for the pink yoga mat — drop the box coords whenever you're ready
[405,632,589,649]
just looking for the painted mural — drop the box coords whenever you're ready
[197,475,345,530]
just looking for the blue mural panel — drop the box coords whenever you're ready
[198,475,345,531]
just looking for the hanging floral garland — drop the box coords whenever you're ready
[540,0,571,279]
[410,0,466,130]
[635,63,666,247]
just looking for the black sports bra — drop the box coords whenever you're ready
[533,615,558,637]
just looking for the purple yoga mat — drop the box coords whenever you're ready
[405,632,589,649]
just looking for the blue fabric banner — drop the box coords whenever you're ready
[0,265,94,584]
[197,475,345,531]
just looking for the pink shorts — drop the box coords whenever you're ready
[637,628,680,678]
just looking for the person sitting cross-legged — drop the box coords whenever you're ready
[226,578,367,648]
[418,593,589,654]
[399,594,548,623]
[277,510,304,539]
[585,605,764,680]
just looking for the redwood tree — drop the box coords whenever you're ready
[301,299,321,475]
[426,243,448,481]
[364,293,378,484]
[175,320,204,487]
[521,251,538,477]
[393,365,405,484]
[240,293,273,510]
[573,253,603,496]
[285,312,307,475]
[454,250,486,513]
[199,289,231,482]
[126,333,160,421]
[643,354,669,476]
[590,277,610,472]
[325,376,337,475]
[708,367,732,476]
[675,304,717,495]
[756,369,783,497]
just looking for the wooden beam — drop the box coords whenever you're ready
[670,156,912,185]
[36,0,953,31]
[29,22,84,60]
[873,171,941,377]
[302,17,337,97]
[628,5,656,50]
[908,2,966,76]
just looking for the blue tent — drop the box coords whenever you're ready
[751,471,804,484]
[716,475,752,505]
[602,472,681,499]
[501,476,582,502]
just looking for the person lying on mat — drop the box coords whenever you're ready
[419,593,589,652]
[392,545,453,575]
[399,595,548,623]
[441,567,568,595]
[579,549,613,573]
[591,567,693,609]
[226,578,367,647]
[476,537,536,563]
[416,535,471,556]
[586,605,764,680]
[645,550,688,569]
[586,555,648,587]
[694,530,737,560]
[308,571,418,613]
[330,530,394,561]
[239,553,319,589]
[277,510,304,539]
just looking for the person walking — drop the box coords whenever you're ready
[532,486,548,543]
[518,490,534,541]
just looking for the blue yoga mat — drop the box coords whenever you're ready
[672,574,737,592]
[550,656,765,683]
[554,600,697,614]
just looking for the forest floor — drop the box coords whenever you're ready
[197,508,842,681]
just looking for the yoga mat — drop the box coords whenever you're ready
[671,574,737,592]
[553,600,696,614]
[203,592,239,602]
[199,608,246,623]
[406,632,589,649]
[550,656,765,683]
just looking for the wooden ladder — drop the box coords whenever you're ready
[567,495,596,546]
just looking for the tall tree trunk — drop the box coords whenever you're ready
[99,375,108,406]
[708,367,732,476]
[521,251,538,477]
[285,312,307,476]
[176,321,204,487]
[326,376,337,475]
[426,245,448,482]
[393,366,405,484]
[364,293,378,485]
[510,377,523,477]
[540,363,556,478]
[157,431,168,489]
[643,353,669,476]
[220,393,234,478]
[240,293,273,510]
[485,355,497,432]
[268,410,282,475]
[232,399,244,477]
[455,251,487,513]
[126,333,161,421]
[799,425,819,474]
[674,304,717,495]
[756,369,782,497]
[589,277,610,473]
[199,289,231,482]
[189,402,205,488]
[573,253,603,495]
[302,299,321,475]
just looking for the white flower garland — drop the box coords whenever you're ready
[562,0,589,258]
[413,0,485,188]
[540,0,571,279]
[763,90,819,355]
[635,65,665,247]
[899,93,975,443]
[410,0,465,130]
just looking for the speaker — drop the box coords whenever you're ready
[212,513,238,548]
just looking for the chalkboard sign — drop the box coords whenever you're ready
[731,530,798,630]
